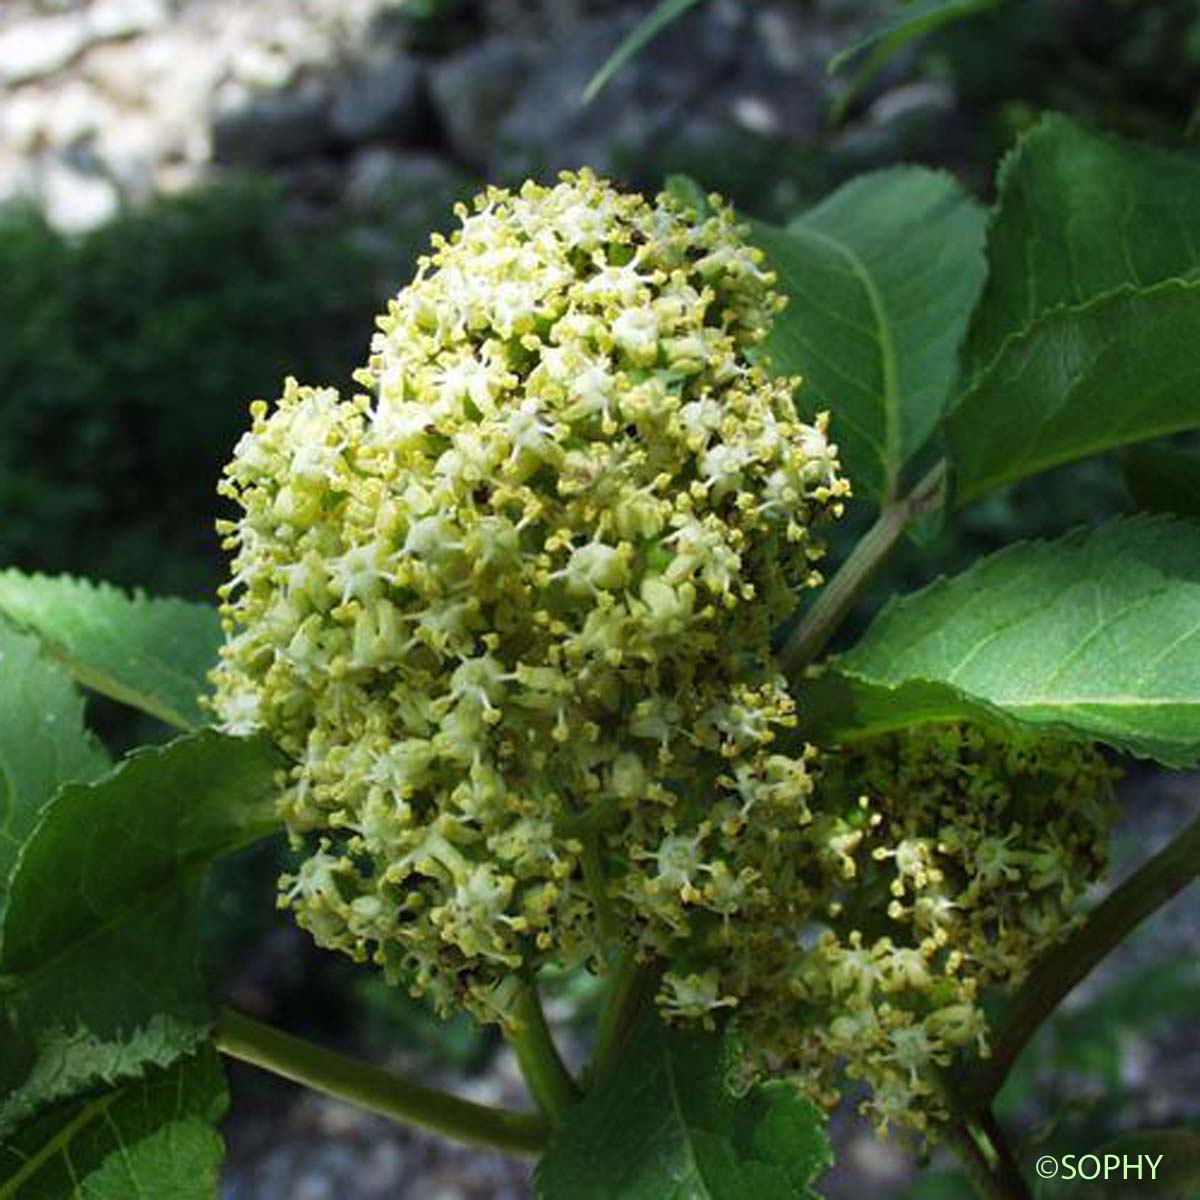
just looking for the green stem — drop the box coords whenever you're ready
[507,981,579,1126]
[968,808,1200,1107]
[947,1110,1032,1200]
[214,1007,548,1156]
[779,459,946,674]
[591,954,656,1082]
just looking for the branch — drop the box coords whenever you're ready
[779,459,946,674]
[507,980,579,1125]
[215,1007,549,1156]
[967,807,1200,1107]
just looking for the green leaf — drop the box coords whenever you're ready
[1052,1130,1200,1199]
[753,168,987,505]
[796,516,1200,767]
[966,115,1200,375]
[0,625,108,914]
[0,1047,227,1200]
[0,571,222,730]
[1122,444,1200,523]
[828,0,1008,75]
[0,731,279,1136]
[947,281,1200,506]
[582,0,708,103]
[535,1013,831,1199]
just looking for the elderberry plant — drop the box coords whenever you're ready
[3,61,1200,1200]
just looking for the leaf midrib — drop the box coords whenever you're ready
[37,639,196,731]
[659,1034,712,1199]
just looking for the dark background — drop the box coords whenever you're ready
[2,1,1198,1195]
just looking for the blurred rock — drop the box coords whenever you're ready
[868,79,956,127]
[330,58,426,144]
[492,3,829,184]
[344,147,461,214]
[429,37,538,168]
[87,0,168,42]
[213,84,332,165]
[39,155,120,233]
[0,13,87,85]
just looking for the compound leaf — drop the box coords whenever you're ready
[0,571,222,730]
[0,1047,228,1200]
[755,167,986,505]
[536,1013,831,1199]
[0,731,279,1136]
[797,516,1200,767]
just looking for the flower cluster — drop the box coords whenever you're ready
[211,170,849,1028]
[723,722,1118,1136]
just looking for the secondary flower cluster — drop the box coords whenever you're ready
[724,722,1117,1136]
[211,171,849,1027]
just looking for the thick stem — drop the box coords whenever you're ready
[779,459,946,674]
[968,808,1200,1107]
[215,1007,548,1156]
[508,981,579,1126]
[590,955,657,1082]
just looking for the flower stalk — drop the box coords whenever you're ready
[508,981,579,1125]
[779,458,946,673]
[214,1007,549,1155]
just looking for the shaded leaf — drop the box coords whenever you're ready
[966,115,1200,375]
[536,1013,831,1199]
[583,0,708,103]
[0,731,279,1135]
[1122,444,1200,523]
[828,0,1007,75]
[754,168,986,504]
[796,516,1200,766]
[947,281,1200,506]
[0,625,108,915]
[0,1047,227,1200]
[0,571,222,730]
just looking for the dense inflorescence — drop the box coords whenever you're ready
[211,170,849,1028]
[724,722,1118,1136]
[211,170,1119,1140]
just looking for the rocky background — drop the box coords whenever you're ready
[0,0,959,243]
[2,2,1199,1197]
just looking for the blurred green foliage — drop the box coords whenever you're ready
[928,0,1200,166]
[0,181,382,601]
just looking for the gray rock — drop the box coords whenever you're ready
[344,148,460,213]
[212,85,331,165]
[330,57,426,144]
[429,37,539,168]
[0,13,87,85]
[492,4,828,185]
